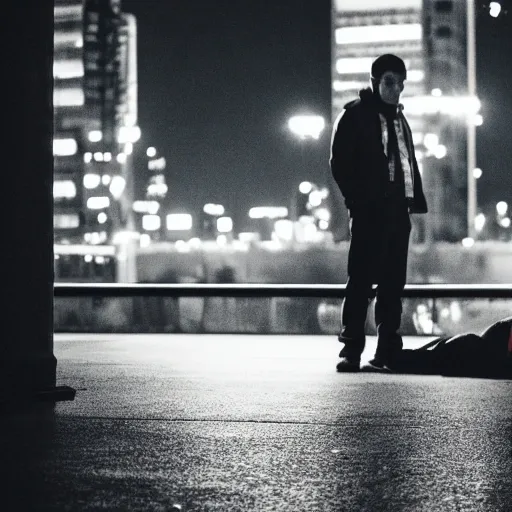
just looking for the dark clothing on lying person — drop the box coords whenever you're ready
[390,317,512,378]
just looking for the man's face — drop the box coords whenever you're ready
[378,71,405,105]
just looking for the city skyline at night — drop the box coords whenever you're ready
[123,0,511,236]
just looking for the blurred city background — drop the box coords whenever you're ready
[52,0,512,335]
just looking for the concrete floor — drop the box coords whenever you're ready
[1,334,511,511]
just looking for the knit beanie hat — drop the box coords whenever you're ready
[371,54,407,82]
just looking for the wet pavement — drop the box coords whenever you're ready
[1,333,511,511]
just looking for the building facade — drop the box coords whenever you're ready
[53,0,138,247]
[54,0,88,242]
[422,0,472,241]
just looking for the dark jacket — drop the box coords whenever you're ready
[330,88,428,215]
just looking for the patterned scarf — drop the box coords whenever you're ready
[378,105,414,198]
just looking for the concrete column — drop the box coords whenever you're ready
[0,1,61,400]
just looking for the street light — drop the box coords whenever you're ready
[299,181,313,194]
[500,217,511,228]
[475,213,486,233]
[496,201,508,216]
[434,144,447,160]
[288,115,326,140]
[489,1,502,17]
[287,115,326,244]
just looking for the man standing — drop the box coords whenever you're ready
[330,54,428,372]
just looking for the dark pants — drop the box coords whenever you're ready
[340,196,411,356]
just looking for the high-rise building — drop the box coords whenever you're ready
[331,0,479,242]
[422,0,474,241]
[53,0,88,242]
[53,0,139,246]
[332,0,425,124]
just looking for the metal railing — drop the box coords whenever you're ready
[53,283,512,336]
[54,283,512,299]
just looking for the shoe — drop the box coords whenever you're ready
[336,347,361,372]
[361,356,392,373]
[363,332,402,372]
[361,344,403,372]
[336,356,361,372]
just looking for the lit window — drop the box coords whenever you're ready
[203,203,225,216]
[217,216,233,233]
[274,219,293,241]
[142,214,161,231]
[53,59,84,79]
[148,157,167,171]
[166,213,193,231]
[140,234,151,247]
[407,70,425,83]
[249,207,288,219]
[54,214,80,229]
[133,200,160,214]
[53,31,82,48]
[53,138,78,156]
[53,180,77,199]
[117,126,141,144]
[336,57,374,75]
[87,197,110,210]
[401,95,481,116]
[88,130,102,142]
[54,88,84,107]
[116,153,127,164]
[335,24,422,45]
[83,173,101,189]
[332,80,365,92]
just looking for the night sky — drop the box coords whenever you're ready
[122,0,512,230]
